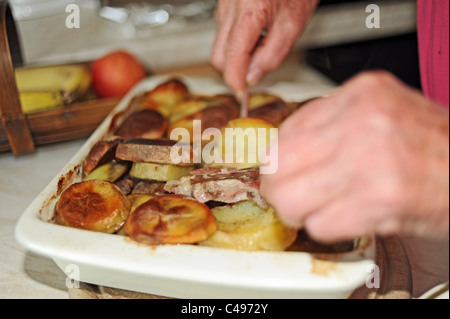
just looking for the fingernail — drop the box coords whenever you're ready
[246,66,263,87]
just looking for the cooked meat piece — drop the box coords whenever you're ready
[116,138,194,166]
[132,181,167,196]
[164,167,268,209]
[115,177,135,195]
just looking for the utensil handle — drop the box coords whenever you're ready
[0,0,35,155]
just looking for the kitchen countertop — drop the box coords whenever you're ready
[1,60,448,299]
[0,60,337,299]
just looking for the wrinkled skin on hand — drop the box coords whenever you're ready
[210,0,319,99]
[261,71,449,243]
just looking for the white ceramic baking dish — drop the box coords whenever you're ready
[15,76,376,299]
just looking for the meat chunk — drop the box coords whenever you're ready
[164,167,268,208]
[132,181,167,196]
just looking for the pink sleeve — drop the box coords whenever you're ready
[417,0,449,107]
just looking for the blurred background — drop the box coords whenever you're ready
[8,0,420,89]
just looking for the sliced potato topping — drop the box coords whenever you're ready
[124,195,218,245]
[141,78,190,117]
[248,93,281,111]
[55,180,131,234]
[199,201,297,251]
[169,98,220,123]
[83,162,129,183]
[219,118,277,170]
[130,162,195,182]
[127,194,154,213]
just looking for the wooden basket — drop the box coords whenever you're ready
[0,0,120,156]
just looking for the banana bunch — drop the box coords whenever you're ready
[15,64,92,114]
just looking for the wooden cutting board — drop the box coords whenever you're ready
[68,236,412,299]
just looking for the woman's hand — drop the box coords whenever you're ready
[261,71,449,243]
[210,0,319,99]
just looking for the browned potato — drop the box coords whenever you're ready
[114,110,168,139]
[55,180,131,234]
[83,138,122,177]
[199,201,297,251]
[141,78,190,117]
[83,161,129,183]
[129,162,195,182]
[124,195,217,245]
[248,93,281,110]
[245,93,291,127]
[248,100,291,127]
[169,105,239,143]
[219,118,277,170]
[127,194,154,213]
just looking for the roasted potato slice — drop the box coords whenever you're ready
[55,180,131,234]
[199,201,297,251]
[169,97,218,123]
[219,118,277,170]
[114,110,168,139]
[83,138,122,177]
[83,161,129,183]
[248,100,291,127]
[127,194,154,213]
[169,104,239,144]
[130,162,195,182]
[116,194,154,236]
[124,195,218,245]
[141,78,190,117]
[248,93,281,111]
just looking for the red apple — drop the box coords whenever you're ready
[92,50,147,98]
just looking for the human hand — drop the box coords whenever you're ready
[210,0,319,99]
[261,71,449,243]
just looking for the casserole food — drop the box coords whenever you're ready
[15,76,375,299]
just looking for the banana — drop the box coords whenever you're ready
[199,201,298,251]
[124,195,218,245]
[15,64,92,114]
[55,180,131,234]
[18,91,66,114]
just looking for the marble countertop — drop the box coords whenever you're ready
[0,139,84,298]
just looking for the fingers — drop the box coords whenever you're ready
[261,153,353,229]
[210,1,236,71]
[220,8,270,97]
[247,18,304,87]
